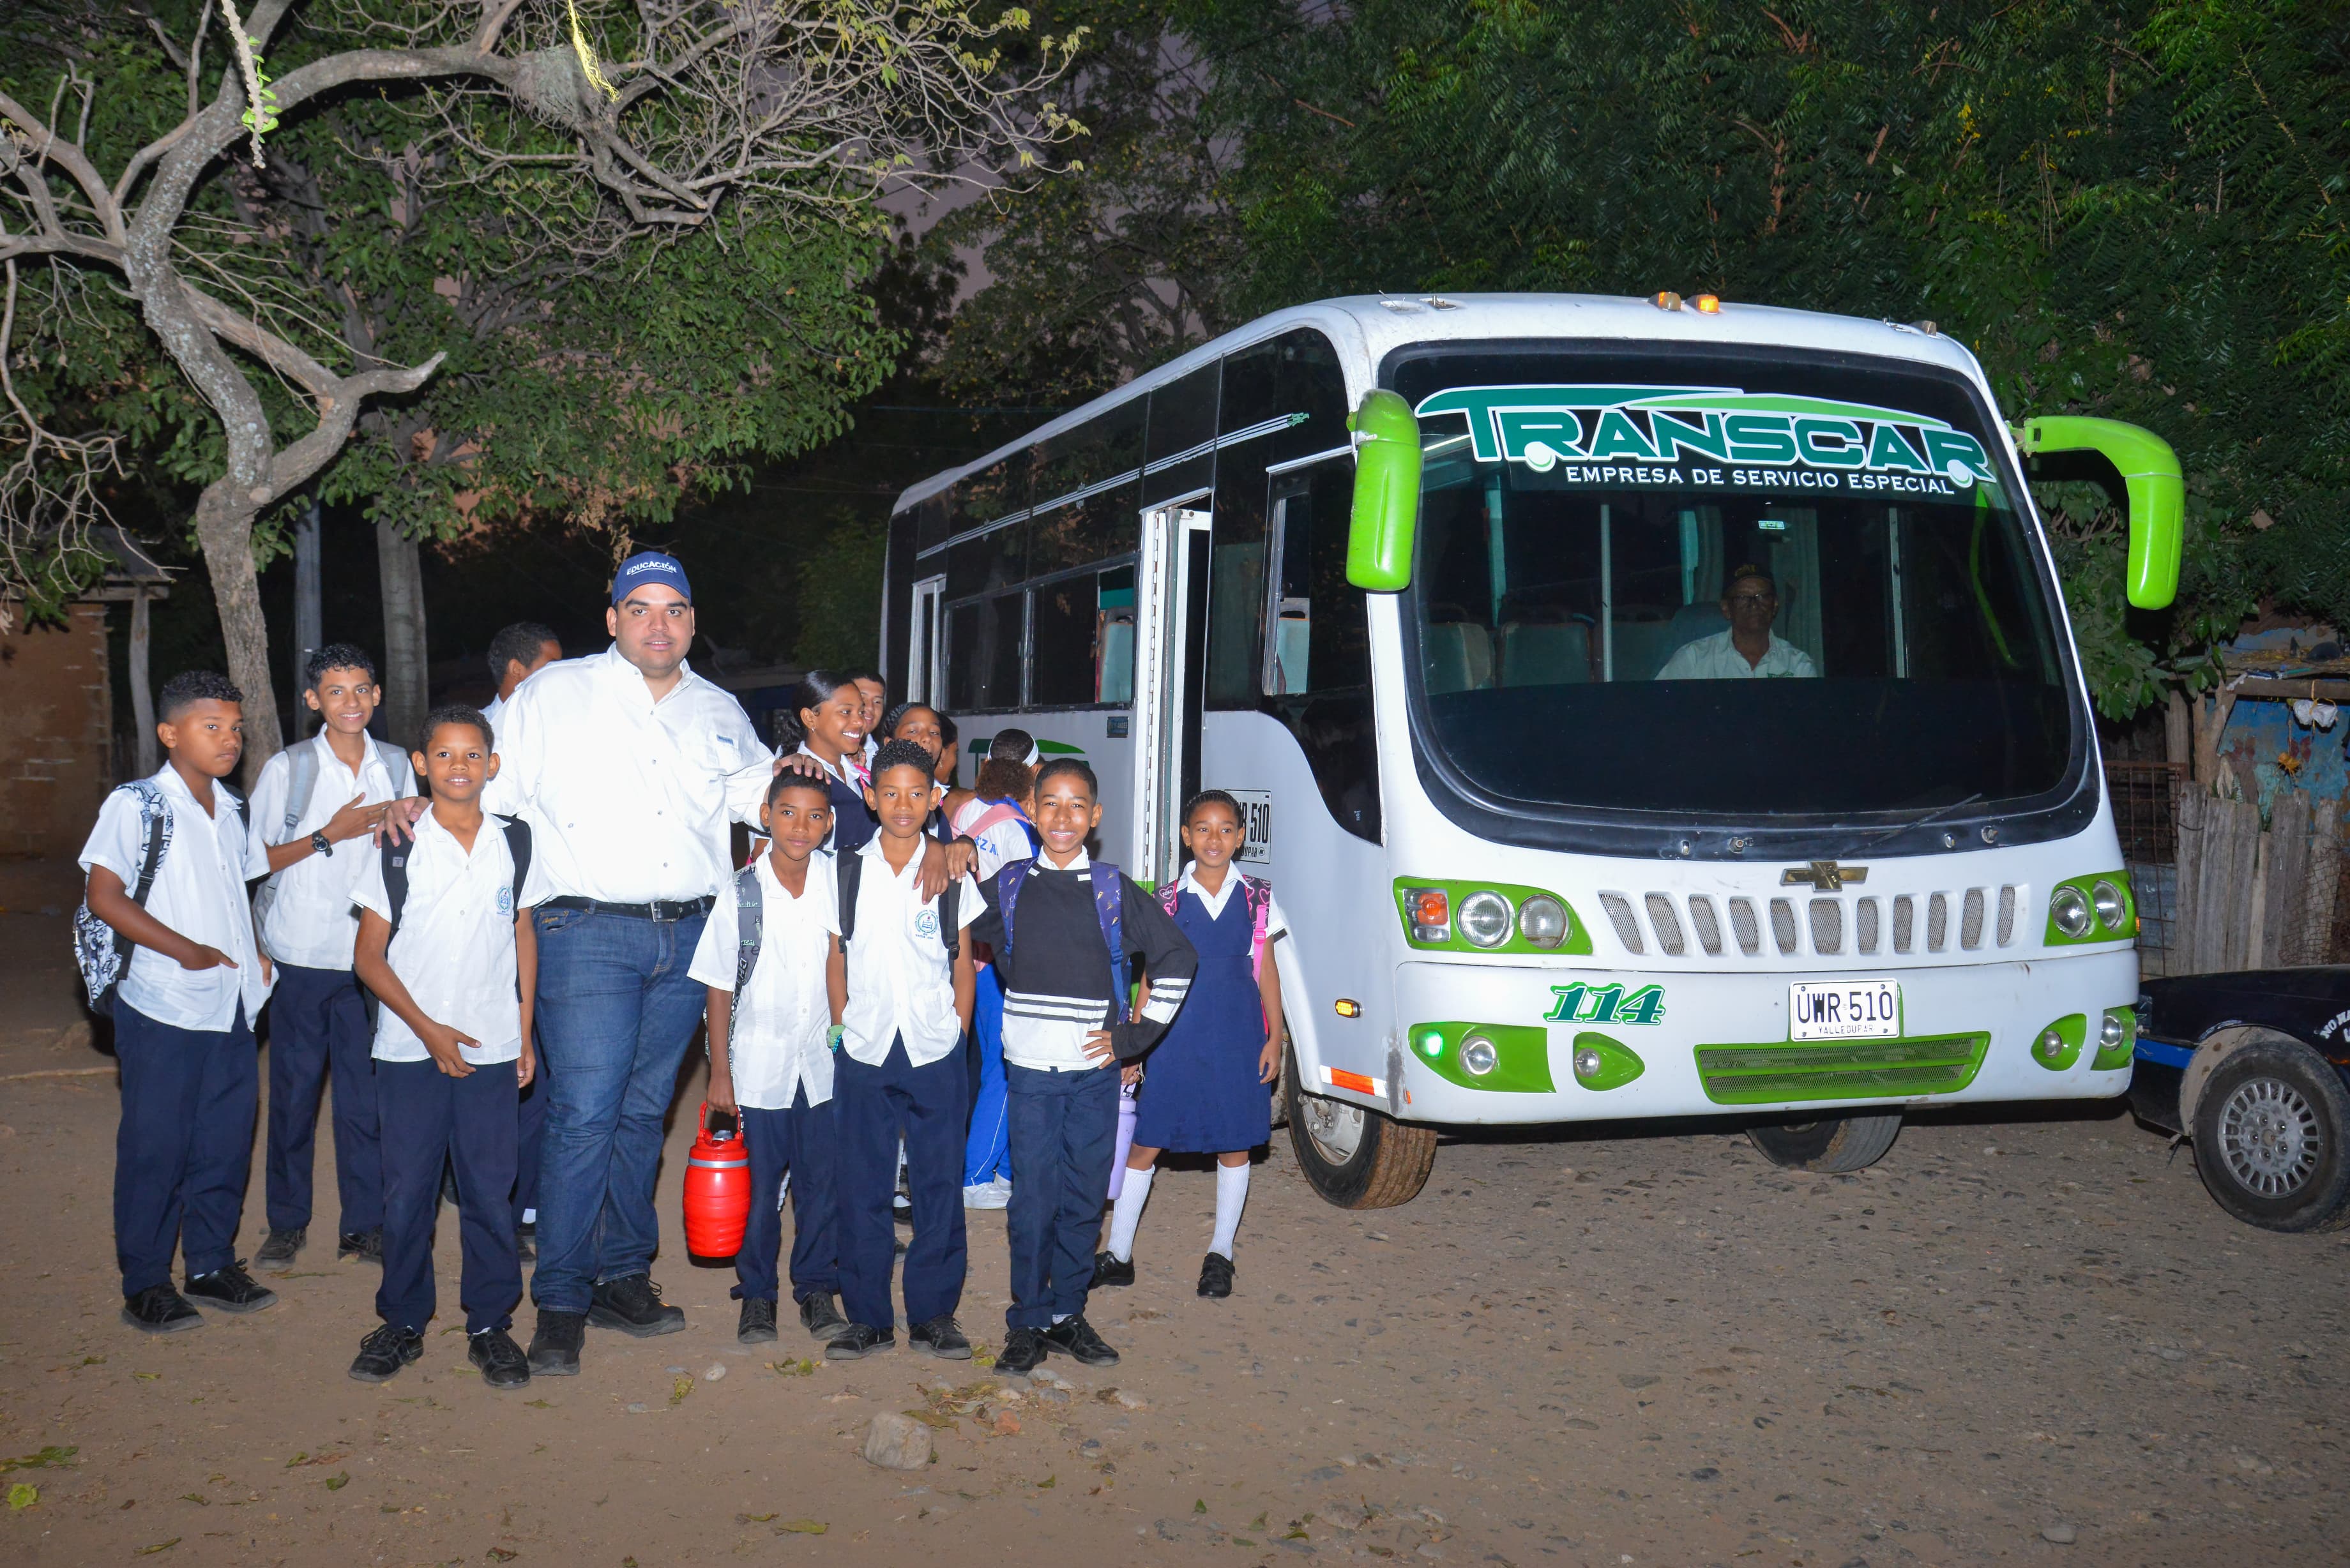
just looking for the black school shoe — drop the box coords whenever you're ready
[337,1228,384,1264]
[737,1298,778,1343]
[996,1325,1047,1375]
[1040,1315,1119,1366]
[1197,1251,1236,1299]
[255,1227,305,1268]
[185,1262,277,1313]
[588,1273,685,1336]
[824,1322,894,1360]
[798,1292,847,1341]
[909,1315,971,1360]
[121,1284,202,1335]
[348,1323,424,1382]
[513,1223,536,1263]
[469,1328,531,1389]
[527,1309,586,1376]
[1091,1251,1135,1289]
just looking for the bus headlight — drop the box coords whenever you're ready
[1518,894,1569,949]
[2098,1013,2126,1053]
[2051,885,2092,939]
[1459,1033,1499,1076]
[2037,1027,2067,1062]
[2091,880,2126,932]
[1457,891,1513,948]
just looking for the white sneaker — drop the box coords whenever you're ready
[962,1177,1013,1210]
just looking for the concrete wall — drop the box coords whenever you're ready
[0,603,113,858]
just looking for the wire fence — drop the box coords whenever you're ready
[2107,759,2187,976]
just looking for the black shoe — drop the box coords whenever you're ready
[1197,1251,1236,1299]
[337,1228,384,1264]
[1091,1250,1135,1289]
[255,1227,305,1268]
[348,1323,423,1382]
[1040,1314,1119,1366]
[738,1298,778,1343]
[468,1328,531,1390]
[824,1322,895,1360]
[526,1309,586,1376]
[588,1274,685,1337]
[798,1292,846,1341]
[513,1223,536,1263]
[996,1325,1047,1375]
[184,1262,277,1314]
[909,1315,971,1359]
[121,1284,202,1335]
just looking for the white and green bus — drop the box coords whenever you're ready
[883,293,2181,1207]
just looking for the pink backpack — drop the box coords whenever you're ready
[1162,873,1273,980]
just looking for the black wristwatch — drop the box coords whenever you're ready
[310,829,333,859]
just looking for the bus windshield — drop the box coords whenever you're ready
[1393,345,2074,821]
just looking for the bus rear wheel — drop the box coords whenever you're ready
[1283,1049,1436,1208]
[1746,1110,1903,1173]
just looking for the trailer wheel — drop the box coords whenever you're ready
[1745,1111,1903,1173]
[1283,1046,1435,1208]
[2190,1039,2350,1233]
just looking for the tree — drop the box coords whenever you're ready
[3,0,1078,777]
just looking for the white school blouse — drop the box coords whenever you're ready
[687,852,841,1110]
[245,732,417,970]
[838,836,982,1069]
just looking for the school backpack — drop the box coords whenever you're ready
[997,857,1130,1006]
[1160,873,1274,981]
[834,849,961,956]
[957,797,1041,859]
[73,778,247,1017]
[729,857,827,992]
[250,735,414,947]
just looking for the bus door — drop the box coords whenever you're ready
[1130,500,1212,884]
[906,574,945,705]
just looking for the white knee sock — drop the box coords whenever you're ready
[1209,1162,1250,1259]
[1105,1166,1153,1262]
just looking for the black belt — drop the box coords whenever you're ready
[541,894,715,923]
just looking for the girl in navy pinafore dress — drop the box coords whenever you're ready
[1096,790,1286,1299]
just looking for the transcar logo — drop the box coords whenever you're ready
[1545,982,1665,1027]
[1414,384,1998,495]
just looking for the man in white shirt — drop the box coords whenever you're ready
[481,622,562,746]
[1655,565,1819,680]
[826,741,983,1361]
[247,644,417,1269]
[80,671,279,1333]
[481,551,769,1376]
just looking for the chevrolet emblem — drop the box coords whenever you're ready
[1782,861,1867,892]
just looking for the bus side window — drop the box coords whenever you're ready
[1266,487,1314,694]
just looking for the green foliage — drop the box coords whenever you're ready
[791,508,887,670]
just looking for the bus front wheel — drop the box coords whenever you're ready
[1746,1111,1903,1173]
[1283,1048,1437,1208]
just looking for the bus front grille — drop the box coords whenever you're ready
[1695,1033,1990,1104]
[1601,889,2029,960]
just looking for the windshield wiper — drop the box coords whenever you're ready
[1841,792,1985,856]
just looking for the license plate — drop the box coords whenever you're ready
[1789,979,1900,1041]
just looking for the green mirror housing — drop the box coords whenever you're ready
[1346,389,1421,591]
[2013,415,2184,610]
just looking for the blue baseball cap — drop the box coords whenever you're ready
[612,550,692,605]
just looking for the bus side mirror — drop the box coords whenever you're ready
[1346,389,1421,592]
[2013,415,2183,610]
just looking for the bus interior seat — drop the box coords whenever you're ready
[1607,608,1680,682]
[1498,617,1591,686]
[1664,599,1729,658]
[1422,618,1495,694]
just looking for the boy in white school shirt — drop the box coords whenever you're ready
[824,741,983,1361]
[690,774,849,1345]
[349,706,550,1389]
[79,671,279,1334]
[248,643,416,1269]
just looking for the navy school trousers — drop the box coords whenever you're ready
[375,1057,521,1336]
[835,1033,967,1332]
[735,1086,840,1305]
[1003,1060,1120,1330]
[263,963,382,1235]
[112,1002,258,1296]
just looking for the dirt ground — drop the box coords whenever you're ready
[2,854,2345,1568]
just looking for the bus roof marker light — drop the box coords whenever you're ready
[1653,291,1682,311]
[1344,390,1420,593]
[1693,294,1722,313]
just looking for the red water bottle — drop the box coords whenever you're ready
[683,1103,750,1258]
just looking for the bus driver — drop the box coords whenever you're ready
[1655,564,1819,681]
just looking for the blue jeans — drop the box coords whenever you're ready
[377,1057,520,1335]
[736,1088,840,1304]
[529,906,708,1314]
[114,1003,257,1295]
[963,963,1010,1185]
[836,1034,967,1332]
[1003,1062,1119,1330]
[264,963,381,1235]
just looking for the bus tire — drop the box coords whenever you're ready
[1745,1111,1903,1173]
[1283,1048,1436,1209]
[2189,1039,2350,1233]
